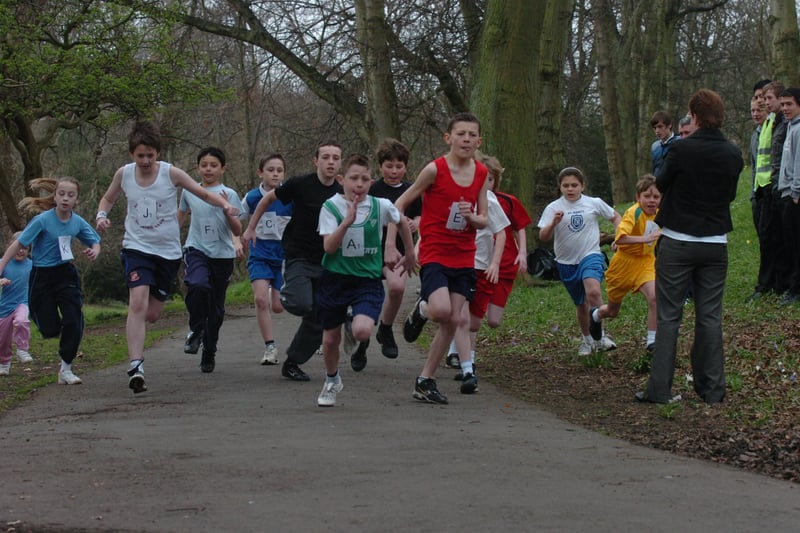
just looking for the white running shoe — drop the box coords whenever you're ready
[341,316,358,357]
[16,349,33,363]
[0,362,10,375]
[317,378,344,407]
[596,335,618,352]
[58,369,83,385]
[578,340,594,356]
[260,343,279,365]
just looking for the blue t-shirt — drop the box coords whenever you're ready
[0,257,32,317]
[179,184,244,259]
[244,184,293,262]
[17,209,100,267]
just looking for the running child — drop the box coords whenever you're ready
[96,121,238,393]
[448,152,532,383]
[315,153,414,406]
[446,154,509,392]
[0,232,33,376]
[368,138,422,360]
[0,178,101,384]
[590,175,661,365]
[242,141,343,382]
[243,154,293,366]
[178,147,244,373]
[396,111,490,405]
[537,167,621,357]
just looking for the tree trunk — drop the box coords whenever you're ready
[355,0,401,145]
[769,0,800,85]
[471,0,572,236]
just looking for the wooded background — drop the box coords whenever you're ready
[1,0,798,301]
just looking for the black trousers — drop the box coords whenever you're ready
[28,263,84,364]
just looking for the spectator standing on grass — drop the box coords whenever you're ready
[636,88,743,405]
[0,232,34,376]
[243,154,293,366]
[650,111,678,175]
[748,81,787,302]
[775,88,800,305]
[0,178,101,385]
[242,141,343,383]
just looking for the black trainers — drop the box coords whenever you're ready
[375,323,399,359]
[454,364,475,381]
[127,360,147,394]
[184,330,202,354]
[445,353,460,369]
[413,377,448,404]
[350,339,369,372]
[200,349,215,373]
[281,360,310,382]
[588,307,602,341]
[460,372,478,394]
[403,299,427,342]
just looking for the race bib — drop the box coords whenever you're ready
[446,202,468,231]
[136,198,158,227]
[58,236,74,261]
[256,212,279,240]
[198,217,219,243]
[342,226,365,257]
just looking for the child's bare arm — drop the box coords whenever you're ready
[538,211,563,242]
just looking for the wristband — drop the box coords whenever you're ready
[96,211,108,220]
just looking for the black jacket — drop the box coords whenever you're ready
[655,128,744,237]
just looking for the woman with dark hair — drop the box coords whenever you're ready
[636,89,744,405]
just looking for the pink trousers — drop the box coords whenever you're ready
[0,304,30,364]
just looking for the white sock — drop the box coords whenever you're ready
[460,360,474,375]
[418,301,428,319]
[448,340,457,354]
[592,308,600,322]
[647,330,656,345]
[470,350,476,364]
[60,360,71,372]
[326,370,340,383]
[583,335,594,344]
[129,359,144,374]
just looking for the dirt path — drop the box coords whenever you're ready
[1,289,798,532]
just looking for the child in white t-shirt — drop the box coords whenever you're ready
[538,167,621,356]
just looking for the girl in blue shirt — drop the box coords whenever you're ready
[0,178,100,385]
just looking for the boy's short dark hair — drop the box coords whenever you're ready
[447,112,480,134]
[688,88,724,129]
[754,79,772,93]
[779,88,800,106]
[375,138,409,165]
[343,153,371,174]
[128,121,162,153]
[197,146,226,166]
[315,140,342,158]
[649,110,672,128]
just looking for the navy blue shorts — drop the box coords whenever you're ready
[120,249,180,302]
[556,253,606,305]
[247,256,284,290]
[316,271,384,330]
[419,263,476,302]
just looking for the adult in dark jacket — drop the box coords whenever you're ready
[637,88,744,405]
